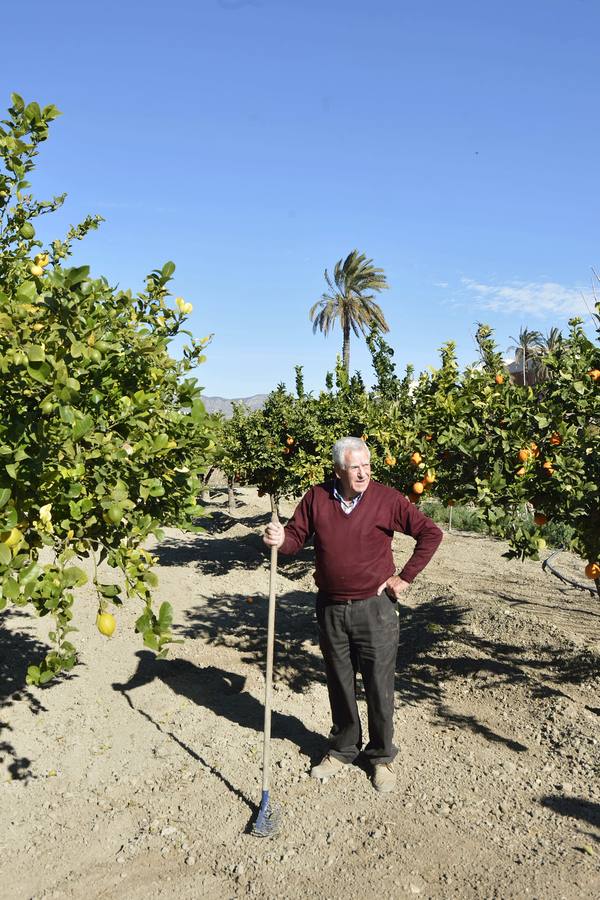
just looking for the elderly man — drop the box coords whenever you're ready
[263,436,443,793]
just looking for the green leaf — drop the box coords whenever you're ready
[25,101,42,122]
[15,281,37,303]
[63,567,87,588]
[0,543,11,565]
[72,414,94,442]
[158,602,173,630]
[25,344,45,363]
[0,488,11,508]
[161,261,176,278]
[26,665,41,685]
[59,405,75,425]
[27,361,51,383]
[65,266,90,287]
[143,630,159,651]
[190,400,206,423]
[5,464,17,479]
[97,583,120,597]
[3,577,19,600]
[573,381,585,395]
[39,669,55,685]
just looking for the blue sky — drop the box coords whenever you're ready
[3,0,599,396]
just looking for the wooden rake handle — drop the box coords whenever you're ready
[261,505,279,793]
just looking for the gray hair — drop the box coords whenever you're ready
[332,436,370,470]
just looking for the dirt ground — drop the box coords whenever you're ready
[1,486,599,900]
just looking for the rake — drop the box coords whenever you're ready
[252,506,282,838]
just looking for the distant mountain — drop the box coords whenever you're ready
[202,394,268,418]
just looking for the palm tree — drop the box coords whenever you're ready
[309,249,389,374]
[507,327,543,386]
[536,327,563,382]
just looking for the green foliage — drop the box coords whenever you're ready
[222,308,599,584]
[0,95,217,682]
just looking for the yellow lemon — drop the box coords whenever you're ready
[97,612,116,637]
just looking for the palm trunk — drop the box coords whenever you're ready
[342,322,351,374]
[522,352,527,387]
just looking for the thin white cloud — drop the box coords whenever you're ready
[433,281,449,288]
[460,277,589,318]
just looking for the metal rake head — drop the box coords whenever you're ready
[252,792,282,838]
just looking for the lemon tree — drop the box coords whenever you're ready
[0,94,217,683]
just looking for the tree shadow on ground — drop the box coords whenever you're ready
[0,610,51,781]
[540,795,600,843]
[178,587,599,757]
[395,594,598,751]
[178,589,324,693]
[154,529,315,581]
[394,597,529,753]
[112,651,325,808]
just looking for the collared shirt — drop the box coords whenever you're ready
[333,479,365,515]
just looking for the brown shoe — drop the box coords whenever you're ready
[372,762,396,793]
[310,754,348,782]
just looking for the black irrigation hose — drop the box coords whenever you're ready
[542,550,599,598]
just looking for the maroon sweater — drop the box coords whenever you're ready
[279,480,443,601]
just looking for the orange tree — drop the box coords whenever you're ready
[389,320,599,592]
[220,362,378,508]
[223,312,598,594]
[0,95,216,683]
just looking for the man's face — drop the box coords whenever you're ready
[335,448,371,498]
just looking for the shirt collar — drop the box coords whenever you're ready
[333,479,365,512]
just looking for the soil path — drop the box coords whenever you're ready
[1,487,599,900]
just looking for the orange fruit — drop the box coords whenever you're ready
[412,481,424,495]
[542,461,554,475]
[423,472,436,486]
[586,369,600,381]
[282,447,290,455]
[516,466,526,477]
[517,449,531,463]
[549,433,561,446]
[410,452,422,466]
[96,612,116,637]
[495,374,504,385]
[585,562,600,579]
[384,455,396,466]
[425,434,433,441]
[533,512,547,526]
[286,436,294,446]
[529,442,540,458]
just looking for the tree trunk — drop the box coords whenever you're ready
[227,476,236,513]
[270,493,281,520]
[342,321,351,374]
[522,352,527,387]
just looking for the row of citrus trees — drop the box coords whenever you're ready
[0,96,218,683]
[219,322,599,592]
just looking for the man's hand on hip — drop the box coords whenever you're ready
[377,575,411,599]
[263,522,285,549]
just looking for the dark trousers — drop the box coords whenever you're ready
[316,592,399,765]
